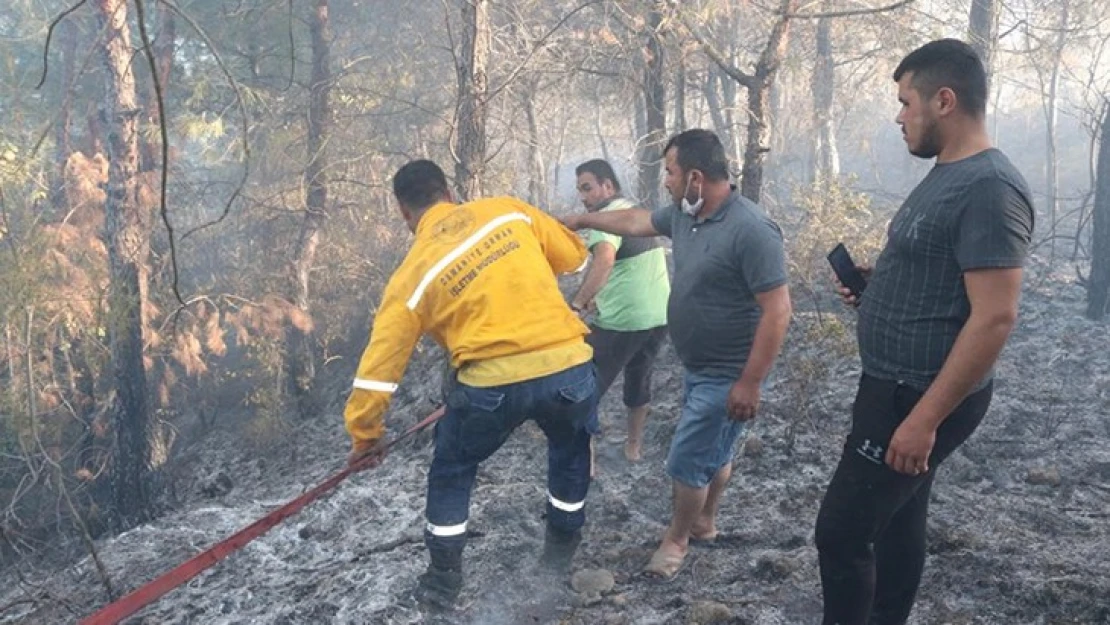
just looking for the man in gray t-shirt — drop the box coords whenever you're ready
[562,129,792,580]
[815,39,1035,625]
[857,148,1033,391]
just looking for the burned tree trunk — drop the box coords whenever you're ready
[742,81,773,203]
[95,0,153,528]
[812,5,840,185]
[694,0,796,203]
[738,0,795,204]
[704,68,727,142]
[286,0,332,416]
[453,0,491,201]
[1086,102,1110,320]
[637,4,667,210]
[674,52,687,133]
[968,0,998,92]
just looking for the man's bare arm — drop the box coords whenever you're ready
[562,208,658,237]
[740,285,792,385]
[571,242,616,311]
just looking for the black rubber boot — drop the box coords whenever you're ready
[414,564,463,611]
[540,526,582,573]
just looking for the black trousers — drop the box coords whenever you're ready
[814,374,993,625]
[585,324,667,409]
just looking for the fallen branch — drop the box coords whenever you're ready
[0,526,80,617]
[0,594,40,616]
[1079,480,1110,495]
[351,533,424,561]
[56,468,116,602]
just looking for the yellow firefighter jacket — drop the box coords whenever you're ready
[343,197,593,448]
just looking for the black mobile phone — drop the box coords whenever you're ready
[827,243,868,297]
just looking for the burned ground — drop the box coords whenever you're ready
[1,269,1107,625]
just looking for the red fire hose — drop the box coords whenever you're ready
[79,406,445,625]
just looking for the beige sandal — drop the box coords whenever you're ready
[644,547,686,579]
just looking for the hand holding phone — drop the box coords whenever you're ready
[827,243,869,304]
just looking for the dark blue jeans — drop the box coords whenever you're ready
[423,361,598,571]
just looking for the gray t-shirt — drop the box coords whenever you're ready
[651,190,788,377]
[857,148,1034,390]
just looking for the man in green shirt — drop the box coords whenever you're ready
[570,159,670,465]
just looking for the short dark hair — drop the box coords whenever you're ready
[893,38,988,117]
[392,159,450,211]
[663,129,730,182]
[574,159,622,193]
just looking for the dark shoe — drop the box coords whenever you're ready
[540,527,582,572]
[414,566,462,611]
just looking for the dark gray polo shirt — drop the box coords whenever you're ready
[858,148,1034,390]
[650,190,788,377]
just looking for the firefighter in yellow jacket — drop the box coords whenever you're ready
[343,159,599,609]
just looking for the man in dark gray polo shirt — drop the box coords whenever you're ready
[561,129,792,578]
[814,39,1034,625]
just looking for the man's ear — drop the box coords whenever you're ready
[446,189,458,204]
[934,86,958,116]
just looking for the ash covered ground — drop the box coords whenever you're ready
[2,269,1108,625]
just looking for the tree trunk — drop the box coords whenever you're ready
[551,99,570,208]
[287,0,331,415]
[633,84,646,151]
[23,309,36,449]
[704,67,739,174]
[741,82,772,203]
[593,81,611,164]
[96,0,153,529]
[636,4,666,210]
[674,52,687,132]
[86,101,103,155]
[721,69,741,170]
[523,78,545,205]
[967,0,998,92]
[1086,102,1110,319]
[739,0,795,203]
[704,68,727,147]
[812,5,840,185]
[453,0,491,201]
[1045,1,1068,265]
[704,0,796,203]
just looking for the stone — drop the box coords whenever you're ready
[686,601,732,624]
[742,436,764,457]
[755,552,802,580]
[1026,466,1062,487]
[571,568,615,596]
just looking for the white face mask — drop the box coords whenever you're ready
[680,173,703,216]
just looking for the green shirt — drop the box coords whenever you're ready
[586,198,670,331]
